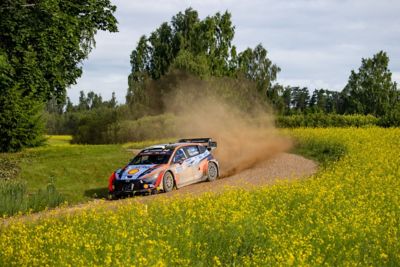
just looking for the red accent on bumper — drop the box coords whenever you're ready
[108,172,116,192]
[154,170,165,187]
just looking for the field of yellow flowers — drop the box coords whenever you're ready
[1,128,399,266]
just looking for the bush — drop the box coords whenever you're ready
[276,114,379,128]
[109,114,178,143]
[378,103,400,127]
[71,112,178,145]
[71,107,119,144]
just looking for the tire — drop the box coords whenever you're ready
[207,162,218,182]
[163,172,175,193]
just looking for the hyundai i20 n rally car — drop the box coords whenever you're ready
[108,138,219,198]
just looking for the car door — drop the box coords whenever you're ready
[183,146,203,181]
[171,148,192,186]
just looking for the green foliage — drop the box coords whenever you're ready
[292,132,347,167]
[0,1,118,152]
[0,179,26,216]
[172,50,211,77]
[342,51,399,116]
[0,0,118,102]
[0,179,64,217]
[237,44,280,95]
[378,102,400,127]
[266,52,399,125]
[276,114,379,128]
[126,8,278,114]
[45,91,119,136]
[309,89,341,113]
[71,107,119,144]
[0,86,45,152]
[27,183,65,214]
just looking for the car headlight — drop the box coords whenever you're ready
[115,169,121,179]
[152,172,160,180]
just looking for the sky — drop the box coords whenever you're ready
[69,0,400,104]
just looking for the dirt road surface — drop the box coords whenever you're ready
[147,152,317,198]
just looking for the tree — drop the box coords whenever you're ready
[127,35,150,106]
[0,86,44,152]
[65,97,74,113]
[237,44,280,96]
[126,8,278,115]
[290,87,310,113]
[0,0,118,151]
[108,92,117,108]
[342,51,398,117]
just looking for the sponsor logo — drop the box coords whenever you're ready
[128,169,139,175]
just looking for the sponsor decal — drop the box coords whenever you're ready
[128,169,139,175]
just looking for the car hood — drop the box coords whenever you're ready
[117,164,163,180]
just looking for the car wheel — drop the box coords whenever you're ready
[207,162,218,182]
[163,172,175,193]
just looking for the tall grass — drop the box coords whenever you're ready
[0,179,64,217]
[0,179,26,216]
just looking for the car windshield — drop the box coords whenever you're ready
[129,153,171,165]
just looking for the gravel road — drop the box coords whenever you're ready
[146,152,317,199]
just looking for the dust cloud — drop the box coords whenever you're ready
[162,74,292,177]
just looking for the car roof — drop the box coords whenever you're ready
[142,142,201,152]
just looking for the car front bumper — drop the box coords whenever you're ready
[110,179,157,196]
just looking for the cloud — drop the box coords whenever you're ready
[69,0,400,103]
[278,78,345,91]
[392,72,400,85]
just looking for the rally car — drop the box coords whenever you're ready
[108,138,219,198]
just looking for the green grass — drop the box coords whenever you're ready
[1,136,174,211]
[45,135,73,146]
[291,134,347,167]
[0,135,152,215]
[18,144,133,204]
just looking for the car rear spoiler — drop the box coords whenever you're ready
[178,138,217,151]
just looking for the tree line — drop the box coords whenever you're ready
[1,6,399,150]
[270,51,399,121]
